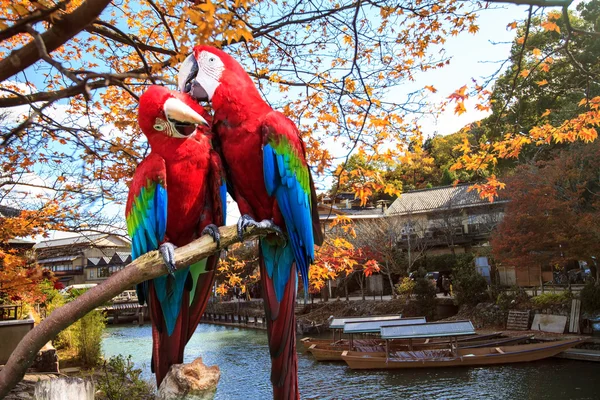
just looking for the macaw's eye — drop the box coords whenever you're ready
[209,57,215,62]
[154,123,165,131]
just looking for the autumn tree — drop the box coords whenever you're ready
[491,141,600,281]
[450,0,600,198]
[0,205,56,305]
[314,216,379,300]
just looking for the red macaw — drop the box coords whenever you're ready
[178,46,323,400]
[126,85,227,386]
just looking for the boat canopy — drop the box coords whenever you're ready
[343,317,427,334]
[329,315,402,330]
[380,320,475,339]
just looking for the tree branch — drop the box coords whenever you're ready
[0,223,278,398]
[483,0,573,6]
[85,23,177,56]
[0,0,112,82]
[0,0,71,43]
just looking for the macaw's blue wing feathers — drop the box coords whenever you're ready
[153,269,190,335]
[262,118,315,300]
[220,181,228,221]
[126,155,168,306]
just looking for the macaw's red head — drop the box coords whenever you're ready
[138,85,209,142]
[177,45,256,104]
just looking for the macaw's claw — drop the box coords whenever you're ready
[201,224,221,248]
[236,214,284,242]
[159,242,178,276]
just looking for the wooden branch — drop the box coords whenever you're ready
[0,0,71,43]
[483,0,573,6]
[24,25,82,85]
[0,0,112,82]
[85,23,177,56]
[0,224,276,397]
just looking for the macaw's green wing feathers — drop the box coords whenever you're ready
[262,112,318,299]
[126,154,168,305]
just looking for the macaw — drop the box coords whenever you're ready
[126,85,227,386]
[178,46,323,400]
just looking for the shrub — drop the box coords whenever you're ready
[74,309,106,367]
[580,281,600,313]
[452,255,489,307]
[48,288,106,366]
[412,269,436,320]
[395,277,415,299]
[532,291,572,310]
[95,355,155,400]
[495,286,530,311]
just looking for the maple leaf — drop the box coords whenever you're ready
[424,85,437,93]
[541,21,560,33]
[536,79,548,86]
[454,101,467,115]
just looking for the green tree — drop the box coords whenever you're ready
[482,1,600,161]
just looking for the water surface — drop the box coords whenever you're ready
[102,324,599,399]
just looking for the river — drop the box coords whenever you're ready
[102,324,599,399]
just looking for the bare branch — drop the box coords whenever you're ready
[85,23,177,56]
[24,24,82,85]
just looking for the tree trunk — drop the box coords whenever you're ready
[344,279,349,301]
[386,270,396,299]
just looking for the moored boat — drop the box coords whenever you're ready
[341,338,585,370]
[308,334,532,362]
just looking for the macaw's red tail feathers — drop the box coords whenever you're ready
[186,258,218,341]
[260,253,300,400]
[148,282,189,386]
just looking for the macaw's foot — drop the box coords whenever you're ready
[201,224,221,248]
[159,242,178,276]
[236,214,284,241]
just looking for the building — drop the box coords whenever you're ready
[384,183,508,257]
[35,233,131,287]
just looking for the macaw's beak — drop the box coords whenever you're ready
[163,97,208,137]
[178,54,209,101]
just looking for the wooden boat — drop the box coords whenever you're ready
[341,338,585,370]
[308,335,533,362]
[300,331,503,352]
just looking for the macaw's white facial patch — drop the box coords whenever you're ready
[195,51,225,101]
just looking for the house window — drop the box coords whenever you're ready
[89,270,94,279]
[98,267,110,278]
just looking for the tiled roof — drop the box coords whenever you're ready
[34,233,130,249]
[385,184,508,216]
[37,256,78,264]
[319,206,385,220]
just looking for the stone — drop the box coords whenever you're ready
[157,357,220,400]
[31,342,59,373]
[34,376,94,400]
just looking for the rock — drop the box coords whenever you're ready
[157,357,220,400]
[31,342,59,373]
[34,376,94,400]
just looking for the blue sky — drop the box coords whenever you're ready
[399,3,530,137]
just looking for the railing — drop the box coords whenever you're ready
[0,304,21,321]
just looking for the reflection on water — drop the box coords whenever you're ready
[102,324,599,399]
